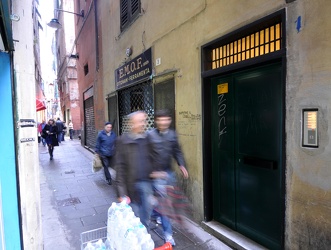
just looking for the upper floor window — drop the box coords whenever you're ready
[120,0,141,31]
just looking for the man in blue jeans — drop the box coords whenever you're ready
[149,109,189,246]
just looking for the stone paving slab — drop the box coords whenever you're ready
[39,138,232,250]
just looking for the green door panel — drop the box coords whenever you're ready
[235,64,282,249]
[211,76,235,228]
[210,63,283,250]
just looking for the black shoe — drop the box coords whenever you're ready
[107,179,112,185]
[50,156,53,160]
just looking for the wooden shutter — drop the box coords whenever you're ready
[120,0,129,29]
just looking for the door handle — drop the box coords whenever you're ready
[242,156,277,170]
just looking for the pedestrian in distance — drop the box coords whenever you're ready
[114,111,155,230]
[42,118,59,160]
[55,118,64,143]
[68,120,74,140]
[149,109,189,246]
[62,122,67,141]
[40,120,47,146]
[95,122,117,185]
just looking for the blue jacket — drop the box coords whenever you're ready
[95,130,116,157]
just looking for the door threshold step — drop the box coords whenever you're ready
[201,221,268,250]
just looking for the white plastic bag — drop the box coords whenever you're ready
[92,154,103,172]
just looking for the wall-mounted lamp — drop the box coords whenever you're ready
[126,47,132,57]
[47,9,84,29]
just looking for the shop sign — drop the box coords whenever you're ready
[115,48,152,90]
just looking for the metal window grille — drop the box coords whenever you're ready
[118,81,154,134]
[211,23,282,69]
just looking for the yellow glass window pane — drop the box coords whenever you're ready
[270,25,275,41]
[276,23,280,39]
[270,41,275,52]
[276,40,281,51]
[265,28,269,43]
[251,34,254,48]
[260,30,264,45]
[260,44,264,55]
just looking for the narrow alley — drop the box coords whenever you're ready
[39,137,231,250]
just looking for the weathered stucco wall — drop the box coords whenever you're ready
[285,0,331,248]
[99,0,331,248]
[101,0,285,220]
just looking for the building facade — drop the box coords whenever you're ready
[74,0,101,148]
[74,0,331,249]
[56,0,81,136]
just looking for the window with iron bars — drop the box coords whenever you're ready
[120,0,141,32]
[211,23,282,69]
[118,81,154,134]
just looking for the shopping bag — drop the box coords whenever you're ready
[92,154,103,172]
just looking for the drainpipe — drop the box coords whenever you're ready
[94,0,99,71]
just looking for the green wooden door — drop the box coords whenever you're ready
[211,63,283,249]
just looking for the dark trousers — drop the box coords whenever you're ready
[69,129,74,139]
[48,145,54,156]
[100,155,112,180]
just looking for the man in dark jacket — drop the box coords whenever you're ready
[114,111,154,229]
[95,122,117,185]
[56,118,64,143]
[148,109,189,246]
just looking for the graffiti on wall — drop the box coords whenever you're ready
[177,111,201,137]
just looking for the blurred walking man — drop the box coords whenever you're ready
[114,111,154,230]
[149,109,189,246]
